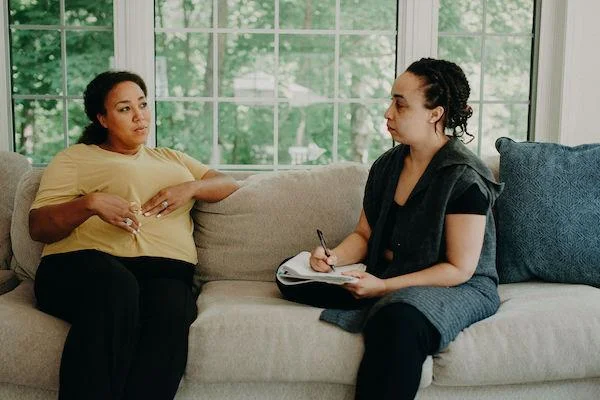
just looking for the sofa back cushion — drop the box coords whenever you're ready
[10,169,45,280]
[193,163,369,282]
[0,151,31,270]
[495,137,600,286]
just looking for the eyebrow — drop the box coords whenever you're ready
[392,94,406,101]
[115,96,146,106]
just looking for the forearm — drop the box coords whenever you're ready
[29,196,95,243]
[383,262,473,294]
[332,232,369,266]
[190,173,240,203]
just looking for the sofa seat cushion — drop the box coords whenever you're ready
[0,280,67,391]
[433,282,600,386]
[188,280,433,387]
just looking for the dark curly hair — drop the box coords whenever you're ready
[406,58,473,142]
[77,71,147,145]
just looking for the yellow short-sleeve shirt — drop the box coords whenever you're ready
[31,144,210,264]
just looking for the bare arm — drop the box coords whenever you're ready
[343,213,487,298]
[310,209,372,272]
[384,214,486,290]
[141,169,240,216]
[29,192,140,244]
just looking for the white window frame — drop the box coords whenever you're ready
[1,0,557,154]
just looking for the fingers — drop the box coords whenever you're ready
[310,246,335,272]
[142,197,172,218]
[117,212,141,234]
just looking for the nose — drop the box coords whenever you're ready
[384,102,393,120]
[132,107,145,121]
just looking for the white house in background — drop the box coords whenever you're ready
[234,71,328,164]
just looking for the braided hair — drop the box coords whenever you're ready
[77,71,147,145]
[407,58,474,142]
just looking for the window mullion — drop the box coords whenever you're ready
[114,0,156,146]
[0,4,12,151]
[396,0,439,74]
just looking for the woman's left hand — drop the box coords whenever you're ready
[342,271,387,299]
[141,181,197,218]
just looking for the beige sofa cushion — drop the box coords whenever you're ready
[186,280,433,387]
[0,152,31,269]
[193,163,369,282]
[433,282,600,386]
[10,169,44,280]
[0,281,67,391]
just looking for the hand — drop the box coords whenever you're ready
[87,193,140,233]
[342,271,387,299]
[141,182,196,218]
[309,246,338,272]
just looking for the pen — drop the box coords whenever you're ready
[316,229,336,272]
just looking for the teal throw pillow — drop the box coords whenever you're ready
[495,137,600,286]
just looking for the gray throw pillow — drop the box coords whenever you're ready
[495,137,600,286]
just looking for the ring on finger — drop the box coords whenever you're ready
[161,200,168,209]
[124,217,133,226]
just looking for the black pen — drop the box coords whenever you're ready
[316,229,336,272]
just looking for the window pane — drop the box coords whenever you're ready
[340,0,397,30]
[486,0,534,34]
[155,32,211,97]
[67,31,114,96]
[11,29,62,95]
[8,0,59,25]
[218,103,273,165]
[14,100,64,164]
[220,33,275,98]
[279,35,335,99]
[278,103,332,165]
[220,0,274,29]
[155,0,212,29]
[68,99,87,145]
[481,103,528,158]
[156,101,213,163]
[438,36,482,101]
[484,36,531,101]
[438,0,483,33]
[65,0,113,26]
[339,34,395,99]
[280,0,335,29]
[338,102,391,163]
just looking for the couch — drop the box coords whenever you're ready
[1,140,599,400]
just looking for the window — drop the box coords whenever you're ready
[2,1,539,167]
[438,0,536,158]
[154,0,397,169]
[7,0,114,164]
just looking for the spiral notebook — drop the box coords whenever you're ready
[276,251,367,286]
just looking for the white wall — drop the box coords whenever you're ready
[558,0,600,145]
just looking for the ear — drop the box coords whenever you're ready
[97,113,108,129]
[429,106,445,124]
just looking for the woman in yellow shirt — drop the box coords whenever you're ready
[29,71,239,400]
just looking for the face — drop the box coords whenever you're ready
[97,81,150,151]
[384,72,442,144]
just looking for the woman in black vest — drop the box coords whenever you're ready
[276,58,503,400]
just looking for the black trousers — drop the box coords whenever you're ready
[34,249,197,400]
[277,277,440,400]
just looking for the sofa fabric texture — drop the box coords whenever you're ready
[193,163,369,283]
[2,144,600,400]
[10,169,44,280]
[0,151,31,270]
[495,138,600,286]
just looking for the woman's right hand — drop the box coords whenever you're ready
[86,193,140,233]
[309,246,338,272]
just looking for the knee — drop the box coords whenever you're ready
[365,303,433,345]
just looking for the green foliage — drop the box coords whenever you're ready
[10,0,535,165]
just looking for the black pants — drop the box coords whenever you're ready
[277,276,440,400]
[34,250,197,400]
